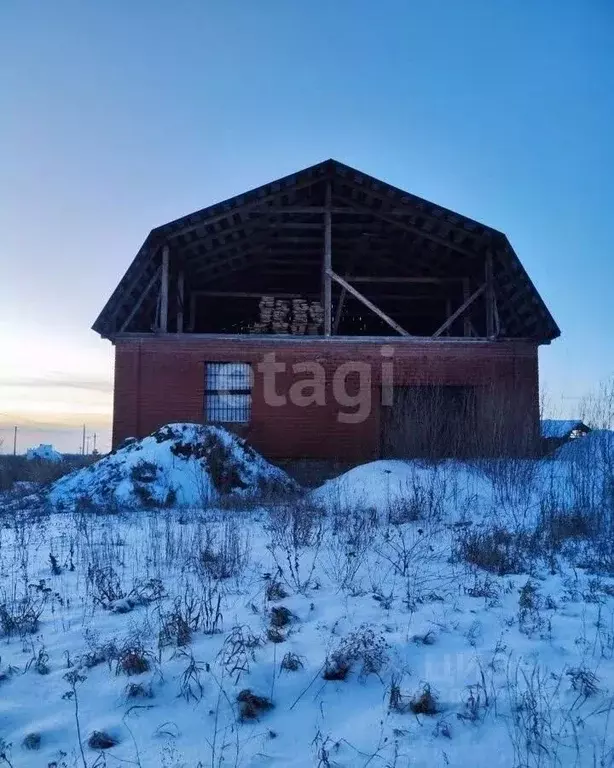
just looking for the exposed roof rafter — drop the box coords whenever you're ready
[92,159,560,342]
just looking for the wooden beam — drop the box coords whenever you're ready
[177,269,185,333]
[165,177,336,240]
[432,283,486,338]
[189,292,196,332]
[323,180,332,336]
[333,283,348,334]
[160,245,169,333]
[119,266,162,332]
[192,290,317,299]
[106,244,162,322]
[485,249,495,338]
[328,270,411,336]
[462,279,471,337]
[333,193,476,258]
[347,276,464,284]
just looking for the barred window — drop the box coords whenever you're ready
[204,362,252,423]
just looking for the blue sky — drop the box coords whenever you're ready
[1,0,612,453]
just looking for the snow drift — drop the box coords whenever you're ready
[312,459,492,518]
[49,423,296,509]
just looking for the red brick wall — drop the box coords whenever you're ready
[112,336,540,461]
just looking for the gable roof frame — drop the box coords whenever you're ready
[93,159,560,342]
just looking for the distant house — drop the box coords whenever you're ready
[26,444,63,463]
[93,159,560,462]
[541,419,591,453]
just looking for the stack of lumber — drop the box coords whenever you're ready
[308,300,324,334]
[271,299,290,334]
[290,298,309,335]
[248,295,324,335]
[249,295,275,333]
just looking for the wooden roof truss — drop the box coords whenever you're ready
[93,160,559,342]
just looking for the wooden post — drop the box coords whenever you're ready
[177,269,185,333]
[445,298,452,336]
[189,293,197,332]
[323,180,332,336]
[462,279,471,337]
[485,250,495,338]
[160,244,169,333]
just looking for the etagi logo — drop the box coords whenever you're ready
[255,345,395,424]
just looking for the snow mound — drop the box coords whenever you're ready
[49,423,296,509]
[26,444,63,462]
[554,429,614,462]
[312,459,491,517]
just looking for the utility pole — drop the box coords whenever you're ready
[93,433,97,453]
[82,424,86,455]
[13,426,17,456]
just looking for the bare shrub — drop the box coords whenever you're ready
[197,521,251,581]
[88,730,118,750]
[454,525,536,575]
[26,645,50,675]
[409,683,439,715]
[504,663,566,767]
[267,627,285,643]
[176,648,207,702]
[159,585,206,648]
[280,652,304,672]
[266,500,325,592]
[79,632,119,670]
[322,655,350,681]
[412,630,436,646]
[518,580,550,638]
[0,455,85,491]
[388,673,412,713]
[88,566,164,612]
[566,666,599,699]
[124,681,154,699]
[237,689,273,721]
[580,375,614,431]
[116,643,152,676]
[323,625,388,681]
[322,506,376,592]
[22,732,41,751]
[266,609,289,641]
[465,574,501,602]
[88,565,124,609]
[535,498,593,570]
[478,459,540,529]
[0,592,45,637]
[270,606,293,629]
[264,577,288,602]
[218,625,262,684]
[387,472,449,525]
[198,575,223,635]
[376,523,455,608]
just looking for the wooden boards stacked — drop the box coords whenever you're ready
[249,295,323,334]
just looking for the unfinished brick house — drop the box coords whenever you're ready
[93,159,559,462]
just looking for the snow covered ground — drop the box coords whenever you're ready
[1,428,613,767]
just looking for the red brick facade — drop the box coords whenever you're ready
[112,336,540,461]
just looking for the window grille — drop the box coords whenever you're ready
[204,362,252,423]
